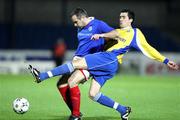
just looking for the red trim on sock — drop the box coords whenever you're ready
[58,85,72,112]
[70,86,81,116]
[79,69,88,81]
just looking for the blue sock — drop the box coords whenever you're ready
[93,93,127,115]
[39,62,74,80]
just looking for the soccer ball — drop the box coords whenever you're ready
[12,97,30,114]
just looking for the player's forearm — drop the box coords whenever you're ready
[101,30,119,40]
[149,47,168,64]
[147,49,178,70]
[141,42,168,63]
[145,43,177,68]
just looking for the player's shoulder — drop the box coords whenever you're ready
[133,28,145,38]
[93,18,107,24]
[133,28,144,35]
[134,27,142,32]
[134,27,139,30]
[89,18,101,26]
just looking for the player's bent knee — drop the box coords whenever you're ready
[89,91,101,101]
[89,91,94,99]
[81,70,90,80]
[79,69,90,84]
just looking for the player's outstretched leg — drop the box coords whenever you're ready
[28,62,75,82]
[28,65,41,83]
[92,92,131,120]
[121,106,131,120]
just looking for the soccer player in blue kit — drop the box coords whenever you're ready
[29,9,179,120]
[33,8,114,120]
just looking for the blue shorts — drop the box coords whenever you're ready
[85,52,118,87]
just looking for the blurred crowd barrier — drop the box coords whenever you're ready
[119,52,180,75]
[0,50,179,75]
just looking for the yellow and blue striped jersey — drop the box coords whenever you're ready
[106,28,168,64]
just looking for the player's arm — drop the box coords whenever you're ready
[134,29,179,70]
[91,29,120,40]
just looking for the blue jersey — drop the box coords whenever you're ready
[74,18,114,57]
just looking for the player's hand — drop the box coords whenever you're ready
[167,61,179,70]
[91,34,104,40]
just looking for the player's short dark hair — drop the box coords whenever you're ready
[70,7,89,19]
[120,9,135,22]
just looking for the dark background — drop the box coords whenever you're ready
[0,0,180,51]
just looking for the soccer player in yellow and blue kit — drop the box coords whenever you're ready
[29,9,179,120]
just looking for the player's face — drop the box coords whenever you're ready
[71,15,85,28]
[119,12,132,28]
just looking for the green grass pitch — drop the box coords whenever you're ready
[0,74,179,120]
